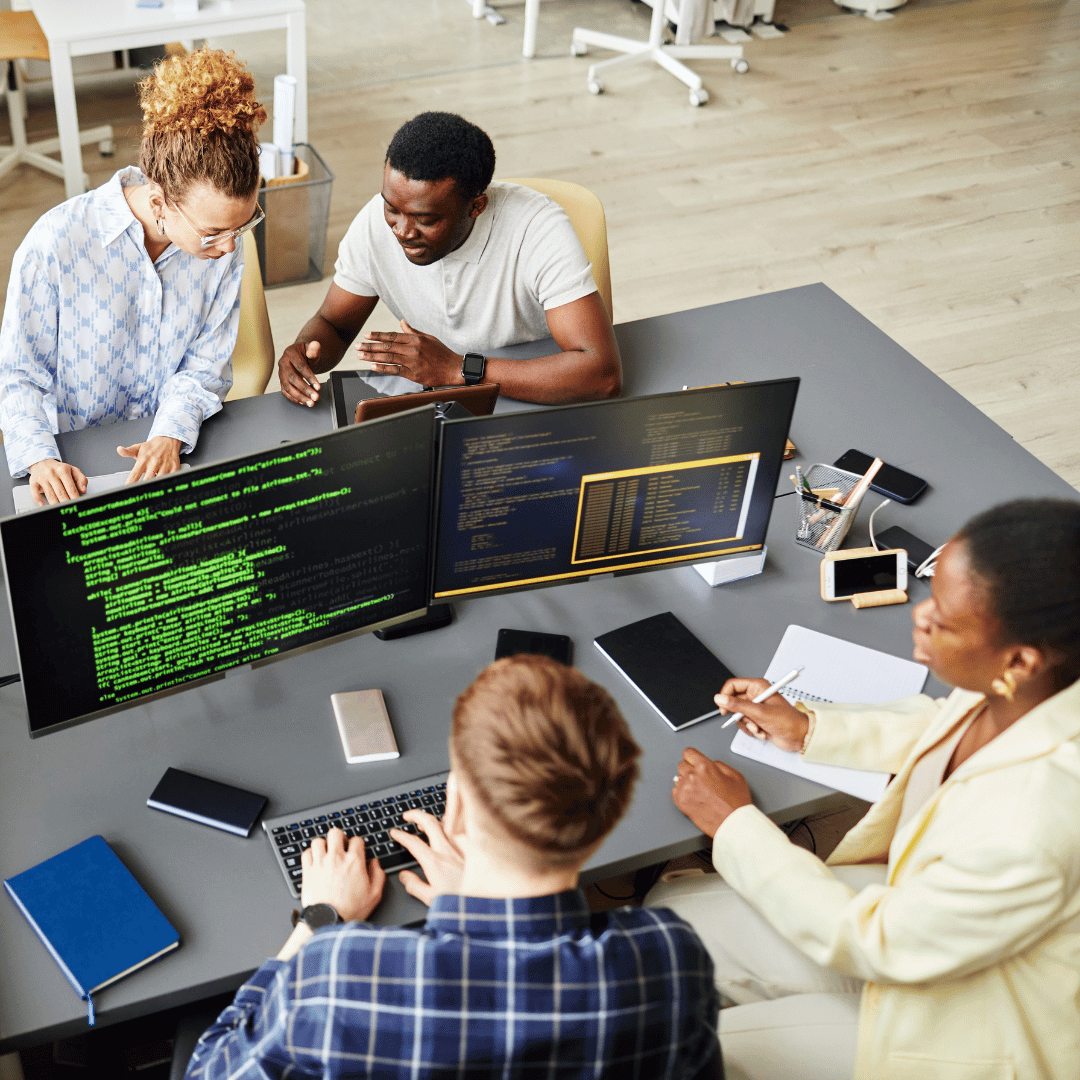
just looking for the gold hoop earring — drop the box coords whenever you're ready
[991,671,1017,702]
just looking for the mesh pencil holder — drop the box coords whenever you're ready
[795,464,865,552]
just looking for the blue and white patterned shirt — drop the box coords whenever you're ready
[186,890,720,1079]
[0,167,241,476]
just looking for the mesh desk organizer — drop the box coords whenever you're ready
[795,464,865,552]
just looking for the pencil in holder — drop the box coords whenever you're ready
[795,464,864,552]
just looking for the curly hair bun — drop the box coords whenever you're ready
[139,48,266,139]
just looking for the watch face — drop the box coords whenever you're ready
[301,903,340,930]
[462,353,485,378]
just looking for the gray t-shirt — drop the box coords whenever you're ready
[334,182,597,392]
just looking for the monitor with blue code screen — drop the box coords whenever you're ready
[432,379,798,599]
[2,407,436,737]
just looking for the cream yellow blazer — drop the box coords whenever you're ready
[712,678,1080,1080]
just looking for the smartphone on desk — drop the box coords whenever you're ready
[833,449,928,504]
[495,629,573,666]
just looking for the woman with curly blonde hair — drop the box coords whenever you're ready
[0,48,266,505]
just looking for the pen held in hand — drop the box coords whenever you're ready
[720,666,804,729]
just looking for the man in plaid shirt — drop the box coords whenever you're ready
[186,656,721,1079]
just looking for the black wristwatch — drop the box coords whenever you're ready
[296,903,341,931]
[461,351,486,386]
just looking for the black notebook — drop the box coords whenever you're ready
[147,768,268,837]
[594,612,734,731]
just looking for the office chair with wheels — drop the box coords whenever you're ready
[571,0,749,108]
[499,177,613,320]
[0,11,113,187]
[225,230,276,401]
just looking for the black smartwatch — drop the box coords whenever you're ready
[296,903,341,931]
[461,352,486,386]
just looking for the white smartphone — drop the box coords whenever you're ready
[820,547,907,601]
[330,689,400,764]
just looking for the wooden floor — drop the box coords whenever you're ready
[1,0,1077,487]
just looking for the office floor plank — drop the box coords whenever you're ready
[1,0,1076,488]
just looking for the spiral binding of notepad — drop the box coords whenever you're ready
[780,687,831,705]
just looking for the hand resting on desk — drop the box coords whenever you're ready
[672,679,811,836]
[27,459,88,506]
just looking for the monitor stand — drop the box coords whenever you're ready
[373,604,454,640]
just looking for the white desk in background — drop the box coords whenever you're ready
[30,0,307,200]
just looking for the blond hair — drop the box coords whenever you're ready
[451,656,640,866]
[138,48,266,203]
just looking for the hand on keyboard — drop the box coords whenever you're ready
[390,808,465,906]
[300,828,386,922]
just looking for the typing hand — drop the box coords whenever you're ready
[27,459,88,506]
[715,677,809,751]
[301,827,386,922]
[390,809,465,906]
[672,747,753,837]
[355,319,460,387]
[278,340,322,406]
[118,436,182,483]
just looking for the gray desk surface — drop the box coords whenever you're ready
[1,283,1075,1050]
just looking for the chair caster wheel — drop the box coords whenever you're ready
[588,79,604,95]
[732,58,750,74]
[689,88,708,106]
[571,40,588,56]
[98,138,115,156]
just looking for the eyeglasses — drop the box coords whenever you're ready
[171,199,265,250]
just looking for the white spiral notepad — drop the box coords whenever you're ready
[730,624,929,801]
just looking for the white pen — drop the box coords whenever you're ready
[720,666,804,729]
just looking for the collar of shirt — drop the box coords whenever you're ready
[441,188,497,267]
[425,889,591,938]
[90,166,181,265]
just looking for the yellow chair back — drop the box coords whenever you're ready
[226,230,275,400]
[500,178,613,320]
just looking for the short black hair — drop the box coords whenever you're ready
[385,112,496,201]
[958,498,1080,689]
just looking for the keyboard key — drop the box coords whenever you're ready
[272,825,286,834]
[300,838,313,849]
[275,832,292,846]
[329,811,341,819]
[356,812,370,823]
[408,799,422,809]
[301,827,316,839]
[342,816,356,827]
[371,844,388,857]
[411,790,422,796]
[279,844,300,857]
[379,850,415,872]
[316,816,328,823]
[289,867,303,880]
[374,830,389,844]
[315,823,330,836]
[421,795,434,806]
[286,823,299,831]
[344,828,357,839]
[284,856,301,869]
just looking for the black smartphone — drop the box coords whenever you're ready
[495,628,573,666]
[874,525,937,573]
[147,767,268,837]
[833,449,928,504]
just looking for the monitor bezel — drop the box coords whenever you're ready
[430,379,799,602]
[1,406,438,739]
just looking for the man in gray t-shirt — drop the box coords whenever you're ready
[277,112,621,408]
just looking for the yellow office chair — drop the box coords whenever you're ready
[226,230,275,400]
[500,178,613,320]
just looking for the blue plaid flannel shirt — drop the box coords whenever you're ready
[186,890,719,1079]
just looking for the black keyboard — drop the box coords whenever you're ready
[262,771,450,898]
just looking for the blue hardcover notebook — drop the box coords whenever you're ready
[4,836,179,1024]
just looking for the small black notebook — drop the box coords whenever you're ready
[147,768,268,837]
[594,612,734,731]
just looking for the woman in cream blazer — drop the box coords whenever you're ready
[658,498,1080,1080]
